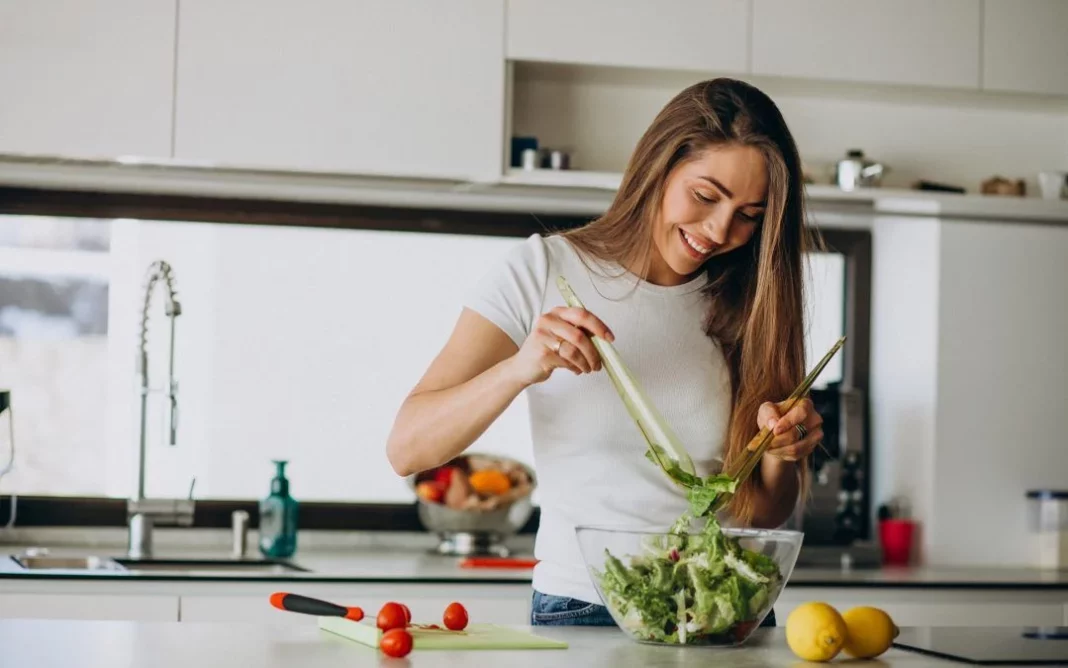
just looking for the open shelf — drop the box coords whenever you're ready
[500,168,621,190]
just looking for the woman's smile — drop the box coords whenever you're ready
[679,227,716,260]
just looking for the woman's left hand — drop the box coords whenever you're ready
[757,398,823,462]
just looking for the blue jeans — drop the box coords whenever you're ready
[530,590,777,629]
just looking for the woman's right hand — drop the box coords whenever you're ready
[507,307,615,386]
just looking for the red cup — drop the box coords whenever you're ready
[879,519,916,566]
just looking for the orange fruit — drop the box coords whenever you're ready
[468,470,511,496]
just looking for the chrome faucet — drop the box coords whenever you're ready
[127,260,194,559]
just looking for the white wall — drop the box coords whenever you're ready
[513,63,1068,195]
[930,221,1068,566]
[870,217,1068,567]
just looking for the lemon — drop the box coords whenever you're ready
[785,602,848,662]
[842,606,899,659]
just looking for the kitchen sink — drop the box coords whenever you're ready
[5,555,308,575]
[12,555,125,572]
[114,558,308,575]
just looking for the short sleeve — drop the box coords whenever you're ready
[464,234,550,348]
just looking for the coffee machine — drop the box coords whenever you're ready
[790,382,879,566]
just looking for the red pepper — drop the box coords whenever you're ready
[433,467,456,486]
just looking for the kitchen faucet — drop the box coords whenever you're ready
[127,260,194,559]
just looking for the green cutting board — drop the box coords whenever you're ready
[318,617,568,650]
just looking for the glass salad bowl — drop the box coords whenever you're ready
[576,523,803,647]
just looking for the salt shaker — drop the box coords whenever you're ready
[520,148,541,171]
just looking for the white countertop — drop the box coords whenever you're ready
[0,619,1021,667]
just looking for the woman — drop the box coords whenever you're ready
[387,78,823,627]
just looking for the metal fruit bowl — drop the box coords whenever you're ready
[407,453,536,557]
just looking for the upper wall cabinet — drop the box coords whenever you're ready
[506,0,750,73]
[0,0,176,160]
[983,0,1068,96]
[752,0,980,89]
[175,0,505,181]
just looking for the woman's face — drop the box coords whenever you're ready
[649,144,768,285]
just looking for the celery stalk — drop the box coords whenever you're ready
[556,276,697,484]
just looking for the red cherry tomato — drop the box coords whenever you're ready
[380,628,413,658]
[399,603,412,625]
[443,602,468,631]
[377,602,408,631]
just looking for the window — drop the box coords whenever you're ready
[0,216,110,495]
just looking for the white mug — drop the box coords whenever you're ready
[1038,171,1067,200]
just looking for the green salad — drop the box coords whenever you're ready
[596,514,782,645]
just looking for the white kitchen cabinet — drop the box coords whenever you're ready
[506,0,749,74]
[180,583,531,625]
[752,0,981,89]
[0,0,176,160]
[174,0,505,181]
[982,0,1068,96]
[0,593,178,621]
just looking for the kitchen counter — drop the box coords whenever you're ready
[0,619,1026,667]
[3,542,1068,589]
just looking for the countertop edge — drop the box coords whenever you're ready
[5,571,1068,589]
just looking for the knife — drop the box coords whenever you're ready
[269,592,364,621]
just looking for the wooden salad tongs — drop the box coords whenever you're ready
[708,335,847,514]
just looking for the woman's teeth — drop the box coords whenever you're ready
[682,230,712,255]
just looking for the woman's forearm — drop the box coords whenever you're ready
[749,457,801,528]
[386,356,529,477]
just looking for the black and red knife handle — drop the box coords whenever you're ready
[270,592,364,620]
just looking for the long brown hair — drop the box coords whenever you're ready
[563,78,816,525]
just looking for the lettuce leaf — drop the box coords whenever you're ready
[742,548,781,577]
[686,475,739,516]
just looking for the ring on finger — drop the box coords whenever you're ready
[551,339,562,354]
[795,424,808,440]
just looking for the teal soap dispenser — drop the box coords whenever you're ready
[259,460,298,558]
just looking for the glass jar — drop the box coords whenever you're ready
[1027,490,1068,569]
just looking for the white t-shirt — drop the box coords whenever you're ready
[465,234,732,604]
